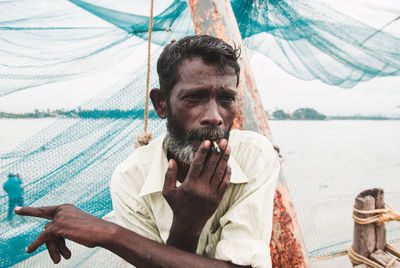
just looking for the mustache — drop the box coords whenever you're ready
[185,127,228,142]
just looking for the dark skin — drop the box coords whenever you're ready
[15,57,252,267]
[152,57,239,253]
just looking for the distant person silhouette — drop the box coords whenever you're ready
[3,173,24,221]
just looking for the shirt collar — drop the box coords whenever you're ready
[139,134,249,197]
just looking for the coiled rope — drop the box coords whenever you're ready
[352,203,400,225]
[349,203,400,267]
[348,245,399,268]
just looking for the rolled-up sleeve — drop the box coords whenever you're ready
[215,135,280,268]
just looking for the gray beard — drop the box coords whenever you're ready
[165,132,196,166]
[165,126,230,166]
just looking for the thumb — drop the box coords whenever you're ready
[163,159,178,196]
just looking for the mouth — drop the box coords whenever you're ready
[187,127,226,142]
[187,138,222,154]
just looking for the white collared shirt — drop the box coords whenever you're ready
[110,129,280,268]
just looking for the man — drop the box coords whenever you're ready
[15,35,280,268]
[3,173,23,221]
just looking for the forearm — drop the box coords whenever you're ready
[103,223,250,268]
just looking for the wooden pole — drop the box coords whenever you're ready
[353,194,376,257]
[186,1,310,267]
[375,189,386,251]
[351,189,400,267]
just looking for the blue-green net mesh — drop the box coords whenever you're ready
[1,0,400,266]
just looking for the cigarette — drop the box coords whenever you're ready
[212,141,221,153]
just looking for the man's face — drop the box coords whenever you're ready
[165,57,238,165]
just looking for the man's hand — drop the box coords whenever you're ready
[163,139,231,252]
[15,204,116,264]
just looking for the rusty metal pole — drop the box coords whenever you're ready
[188,0,270,137]
[187,1,310,267]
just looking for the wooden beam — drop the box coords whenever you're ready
[370,250,400,267]
[187,1,310,267]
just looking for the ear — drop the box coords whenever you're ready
[150,88,167,119]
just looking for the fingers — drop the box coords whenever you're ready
[187,140,211,178]
[210,144,230,188]
[43,221,63,263]
[217,163,231,196]
[26,229,50,253]
[28,222,71,263]
[15,206,59,220]
[46,239,71,263]
[201,139,228,184]
[57,238,71,259]
[162,159,178,198]
[46,241,61,264]
[44,221,53,229]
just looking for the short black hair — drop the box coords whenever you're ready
[157,35,240,96]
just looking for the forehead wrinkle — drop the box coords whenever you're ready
[176,85,237,97]
[175,74,237,90]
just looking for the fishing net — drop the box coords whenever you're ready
[1,0,399,266]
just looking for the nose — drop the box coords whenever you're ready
[200,100,223,127]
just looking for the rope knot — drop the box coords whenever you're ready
[353,204,400,225]
[379,207,400,223]
[135,132,152,148]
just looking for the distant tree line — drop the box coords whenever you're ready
[328,115,390,120]
[270,108,327,120]
[268,108,396,120]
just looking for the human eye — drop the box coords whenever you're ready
[182,94,204,104]
[186,95,202,100]
[219,95,235,103]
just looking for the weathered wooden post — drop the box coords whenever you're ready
[186,1,310,267]
[353,193,376,257]
[375,189,386,251]
[351,188,400,267]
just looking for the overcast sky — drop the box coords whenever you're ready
[0,0,399,116]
